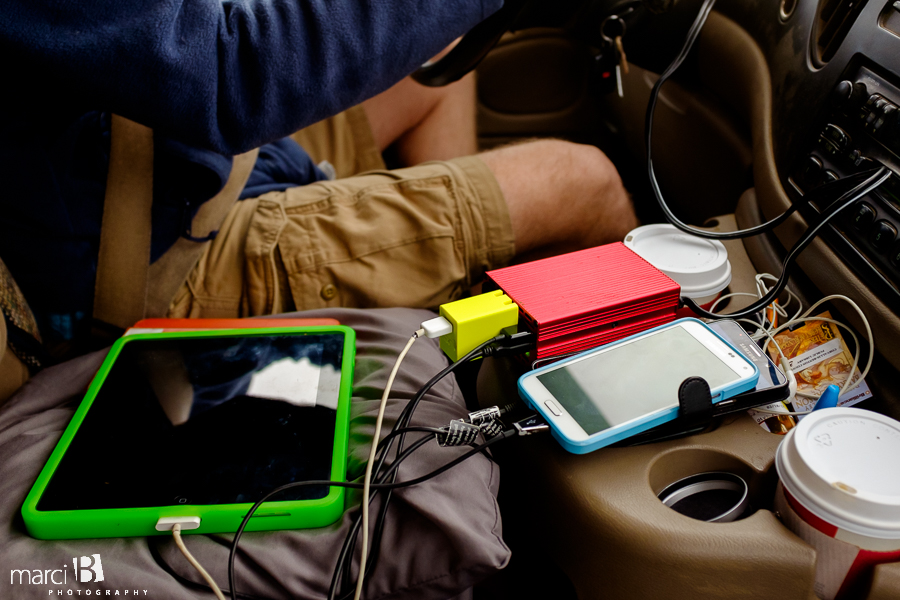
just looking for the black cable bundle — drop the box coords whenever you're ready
[325,335,507,600]
[227,335,513,600]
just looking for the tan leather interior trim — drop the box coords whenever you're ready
[601,62,752,222]
[477,28,597,139]
[92,115,154,330]
[145,148,259,318]
[698,12,900,370]
[870,562,900,600]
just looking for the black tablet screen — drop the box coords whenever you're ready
[37,333,345,511]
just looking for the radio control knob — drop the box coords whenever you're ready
[831,80,867,110]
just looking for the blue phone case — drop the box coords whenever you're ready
[518,318,759,454]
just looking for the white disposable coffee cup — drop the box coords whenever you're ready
[775,407,900,599]
[623,224,732,315]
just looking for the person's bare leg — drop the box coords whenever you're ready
[362,72,477,165]
[479,140,638,258]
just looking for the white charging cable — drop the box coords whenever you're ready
[354,327,424,600]
[171,523,226,600]
[710,273,803,335]
[724,294,874,415]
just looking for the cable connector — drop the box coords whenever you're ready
[436,420,481,447]
[467,406,502,425]
[513,414,549,436]
[437,405,514,446]
[779,356,798,402]
[156,516,201,531]
[481,330,536,358]
[420,316,453,338]
[438,291,519,361]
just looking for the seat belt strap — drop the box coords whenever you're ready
[92,115,154,332]
[145,148,259,317]
[93,116,259,331]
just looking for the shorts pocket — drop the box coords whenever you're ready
[249,176,471,311]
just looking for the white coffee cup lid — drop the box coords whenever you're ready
[623,224,731,298]
[775,407,900,538]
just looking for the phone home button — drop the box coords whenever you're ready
[544,400,562,416]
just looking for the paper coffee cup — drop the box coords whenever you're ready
[775,407,900,599]
[623,224,732,318]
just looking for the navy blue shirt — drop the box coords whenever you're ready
[0,0,502,342]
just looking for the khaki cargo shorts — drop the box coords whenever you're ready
[168,106,516,319]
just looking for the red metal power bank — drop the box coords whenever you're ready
[486,242,682,360]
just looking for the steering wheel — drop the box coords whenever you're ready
[411,0,531,87]
[411,0,684,88]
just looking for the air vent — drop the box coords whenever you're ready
[816,0,868,62]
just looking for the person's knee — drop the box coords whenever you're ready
[550,141,626,206]
[482,139,636,255]
[560,142,637,239]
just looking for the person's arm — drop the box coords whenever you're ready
[7,0,501,154]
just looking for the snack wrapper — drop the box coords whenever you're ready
[751,311,871,432]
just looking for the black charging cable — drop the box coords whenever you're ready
[685,166,890,319]
[327,336,502,600]
[328,331,534,600]
[643,0,894,319]
[224,332,533,600]
[643,0,893,243]
[228,428,516,600]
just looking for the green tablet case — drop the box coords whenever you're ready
[22,326,355,540]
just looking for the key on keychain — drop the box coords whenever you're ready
[591,45,621,96]
[613,55,624,98]
[600,15,629,98]
[615,35,629,76]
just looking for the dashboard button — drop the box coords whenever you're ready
[870,220,897,251]
[891,242,900,267]
[819,124,850,154]
[851,203,876,232]
[875,104,898,133]
[831,80,867,110]
[801,155,823,186]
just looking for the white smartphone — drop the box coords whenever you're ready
[517,318,759,454]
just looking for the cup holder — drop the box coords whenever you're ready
[658,472,750,522]
[649,448,779,522]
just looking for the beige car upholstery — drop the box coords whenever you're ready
[476,28,603,148]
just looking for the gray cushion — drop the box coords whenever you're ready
[0,308,510,599]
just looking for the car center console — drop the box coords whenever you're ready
[476,3,900,597]
[478,216,900,600]
[789,60,900,312]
